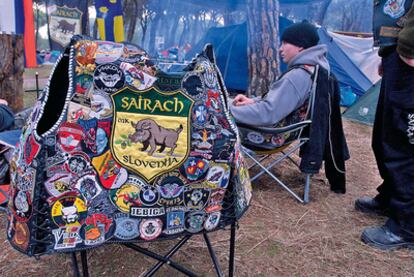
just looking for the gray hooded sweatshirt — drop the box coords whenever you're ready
[230,44,329,126]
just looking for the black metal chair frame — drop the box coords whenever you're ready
[70,222,237,277]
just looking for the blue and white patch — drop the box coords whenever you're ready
[383,0,407,19]
[156,172,185,206]
[114,214,140,240]
[164,207,186,235]
[204,212,221,231]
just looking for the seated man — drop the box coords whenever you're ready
[230,21,329,126]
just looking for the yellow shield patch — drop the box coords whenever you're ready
[110,87,194,182]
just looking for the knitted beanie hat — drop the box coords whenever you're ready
[281,21,319,49]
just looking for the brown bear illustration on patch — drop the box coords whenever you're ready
[128,119,183,156]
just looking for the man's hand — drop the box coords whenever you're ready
[400,55,414,67]
[232,94,255,106]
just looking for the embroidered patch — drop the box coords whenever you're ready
[205,189,226,213]
[110,87,194,182]
[120,62,157,90]
[67,94,92,123]
[114,213,140,240]
[24,134,41,165]
[52,226,82,250]
[57,122,84,152]
[49,6,82,47]
[130,206,165,217]
[156,172,185,206]
[383,0,407,19]
[247,131,265,144]
[140,218,163,240]
[45,174,72,198]
[92,151,128,190]
[12,190,32,222]
[80,214,114,246]
[181,72,205,99]
[180,157,209,182]
[95,41,124,64]
[64,151,92,176]
[185,211,205,233]
[407,113,414,144]
[94,63,125,93]
[73,174,102,204]
[205,163,230,189]
[184,187,210,210]
[192,102,210,128]
[75,74,94,97]
[51,196,87,227]
[164,207,186,235]
[109,176,144,213]
[138,184,159,206]
[204,212,221,231]
[11,222,30,251]
[90,92,113,119]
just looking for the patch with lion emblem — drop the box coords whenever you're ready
[110,87,194,182]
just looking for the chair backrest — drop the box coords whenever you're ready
[237,65,319,152]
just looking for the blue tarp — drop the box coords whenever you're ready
[317,28,373,96]
[187,17,293,92]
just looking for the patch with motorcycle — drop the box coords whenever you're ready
[6,35,252,256]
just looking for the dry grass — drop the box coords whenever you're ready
[1,112,414,276]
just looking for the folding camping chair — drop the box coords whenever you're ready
[237,66,319,204]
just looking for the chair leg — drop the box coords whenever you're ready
[303,174,311,204]
[229,222,236,277]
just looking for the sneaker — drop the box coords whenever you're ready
[355,196,389,217]
[361,226,414,250]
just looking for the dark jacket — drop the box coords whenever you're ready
[398,3,414,58]
[0,104,14,132]
[299,68,350,193]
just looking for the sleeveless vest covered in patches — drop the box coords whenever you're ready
[373,0,414,46]
[6,35,252,256]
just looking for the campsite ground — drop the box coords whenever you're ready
[1,68,414,276]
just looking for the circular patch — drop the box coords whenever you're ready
[64,152,91,176]
[139,184,159,206]
[185,211,206,233]
[140,218,163,241]
[51,196,87,226]
[204,212,221,231]
[156,172,185,206]
[109,176,144,213]
[114,214,140,240]
[181,72,205,99]
[271,135,285,147]
[93,63,125,93]
[247,131,265,144]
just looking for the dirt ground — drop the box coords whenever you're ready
[1,119,414,276]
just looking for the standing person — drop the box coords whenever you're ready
[230,21,329,126]
[355,1,414,249]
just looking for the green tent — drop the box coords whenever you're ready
[342,80,381,126]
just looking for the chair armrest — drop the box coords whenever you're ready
[236,120,312,135]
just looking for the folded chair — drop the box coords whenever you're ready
[237,65,319,204]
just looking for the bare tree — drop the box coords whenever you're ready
[246,0,280,97]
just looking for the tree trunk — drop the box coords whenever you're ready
[246,0,280,97]
[127,0,138,42]
[0,35,24,112]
